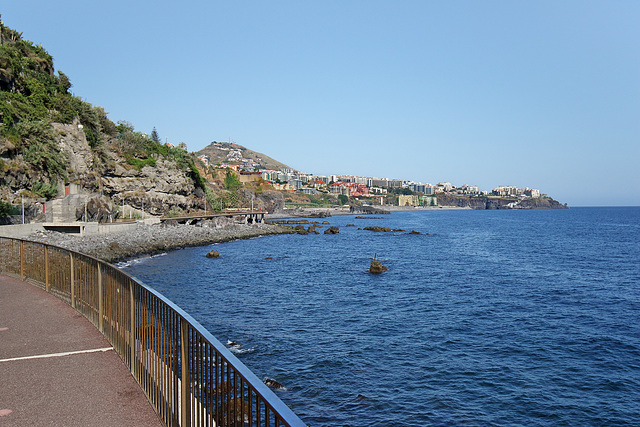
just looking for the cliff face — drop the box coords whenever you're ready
[0,20,208,220]
[436,194,567,209]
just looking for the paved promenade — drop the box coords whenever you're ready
[0,274,162,427]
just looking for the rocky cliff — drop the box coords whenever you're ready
[436,194,567,209]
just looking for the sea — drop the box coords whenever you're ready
[121,207,640,426]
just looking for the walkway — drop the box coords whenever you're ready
[0,274,162,427]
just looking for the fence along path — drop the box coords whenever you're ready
[0,273,163,426]
[0,237,306,427]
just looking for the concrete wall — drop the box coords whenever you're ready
[0,223,45,238]
[0,218,160,238]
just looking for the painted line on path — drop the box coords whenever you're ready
[0,347,113,363]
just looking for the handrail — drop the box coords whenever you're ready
[0,236,306,427]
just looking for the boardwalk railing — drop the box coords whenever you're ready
[0,236,306,427]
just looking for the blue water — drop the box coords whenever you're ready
[122,207,640,426]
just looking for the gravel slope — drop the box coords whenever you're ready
[25,219,293,263]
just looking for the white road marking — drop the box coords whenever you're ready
[0,347,113,363]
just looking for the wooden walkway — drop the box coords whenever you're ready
[160,209,267,224]
[0,274,162,427]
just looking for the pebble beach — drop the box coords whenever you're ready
[24,219,293,263]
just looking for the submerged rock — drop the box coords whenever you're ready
[324,226,340,234]
[264,378,286,389]
[363,226,392,232]
[205,250,220,258]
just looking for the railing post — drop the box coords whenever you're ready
[98,263,103,333]
[45,246,50,292]
[20,240,24,280]
[130,280,136,376]
[70,253,75,308]
[181,317,191,427]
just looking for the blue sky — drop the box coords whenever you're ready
[2,1,639,206]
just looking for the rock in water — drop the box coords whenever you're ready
[324,226,340,234]
[264,378,286,389]
[368,259,388,274]
[205,250,220,258]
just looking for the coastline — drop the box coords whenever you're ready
[23,220,293,263]
[267,205,471,219]
[16,205,471,263]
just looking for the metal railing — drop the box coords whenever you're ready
[0,236,306,427]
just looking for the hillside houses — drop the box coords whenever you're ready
[200,154,543,205]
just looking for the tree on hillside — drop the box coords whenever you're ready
[151,127,160,143]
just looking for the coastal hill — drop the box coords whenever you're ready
[196,141,293,172]
[0,18,564,223]
[0,18,285,222]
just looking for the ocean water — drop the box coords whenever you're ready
[122,207,640,426]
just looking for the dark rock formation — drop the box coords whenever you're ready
[350,205,390,215]
[265,219,310,225]
[363,226,392,232]
[264,378,286,390]
[436,194,567,209]
[205,250,220,258]
[308,211,331,218]
[76,196,118,222]
[294,225,309,235]
[324,226,339,234]
[368,258,388,274]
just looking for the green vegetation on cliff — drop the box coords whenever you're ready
[0,17,113,175]
[0,17,206,207]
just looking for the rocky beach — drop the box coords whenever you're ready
[23,219,293,263]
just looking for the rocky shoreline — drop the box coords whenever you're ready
[24,219,293,264]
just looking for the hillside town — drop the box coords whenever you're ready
[196,149,545,207]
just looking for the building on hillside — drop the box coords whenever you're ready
[370,178,389,188]
[329,182,350,195]
[420,195,438,206]
[399,194,438,206]
[288,179,304,190]
[348,183,369,197]
[272,183,295,191]
[409,183,436,194]
[302,187,319,195]
[369,187,388,195]
[238,171,261,184]
[398,195,420,206]
[438,182,454,191]
[309,175,330,184]
[460,184,481,195]
[524,188,541,198]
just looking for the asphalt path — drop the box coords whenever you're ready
[0,274,162,427]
